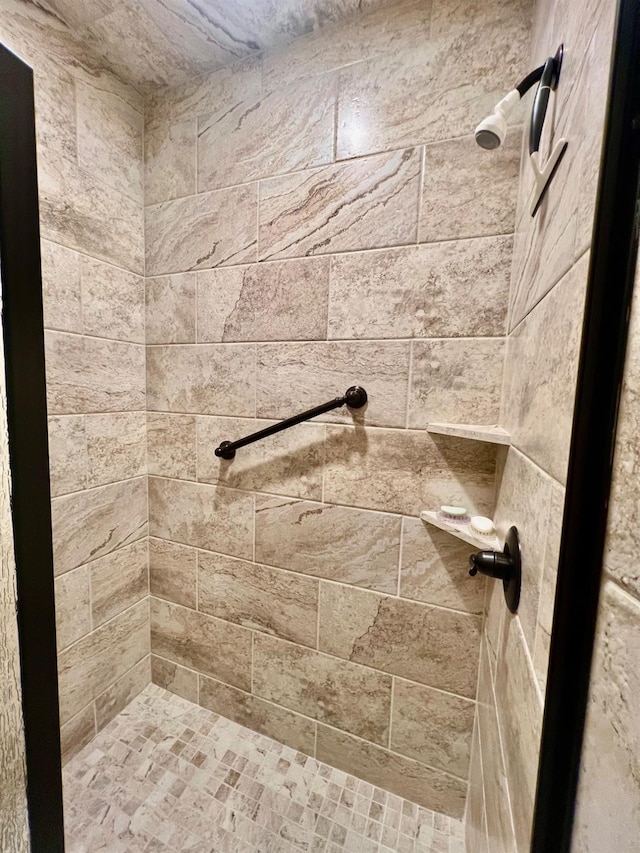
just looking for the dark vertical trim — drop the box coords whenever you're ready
[0,44,65,852]
[531,0,640,850]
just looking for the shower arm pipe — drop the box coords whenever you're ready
[214,386,368,460]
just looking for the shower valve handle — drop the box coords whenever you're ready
[468,526,522,614]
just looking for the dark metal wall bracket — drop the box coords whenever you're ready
[468,526,522,613]
[215,385,368,460]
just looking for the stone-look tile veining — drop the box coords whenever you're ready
[146,274,196,344]
[144,119,197,207]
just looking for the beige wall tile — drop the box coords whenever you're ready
[534,482,565,692]
[149,476,254,560]
[146,274,196,344]
[147,344,256,417]
[316,725,467,817]
[147,413,196,480]
[258,148,421,260]
[33,62,77,163]
[419,135,521,243]
[60,704,96,765]
[408,338,505,428]
[81,256,145,343]
[48,415,87,497]
[45,331,145,414]
[255,496,401,594]
[94,655,150,730]
[145,185,258,275]
[198,552,319,648]
[198,416,324,501]
[145,119,197,206]
[328,237,511,340]
[54,565,91,651]
[318,583,481,698]
[40,240,82,333]
[151,654,198,703]
[391,678,475,778]
[149,537,197,610]
[256,341,410,429]
[324,425,497,517]
[465,719,489,853]
[253,633,392,745]
[51,477,148,575]
[197,258,329,343]
[85,412,146,487]
[90,539,148,628]
[57,598,149,724]
[199,675,316,756]
[197,75,335,191]
[150,597,252,691]
[400,517,485,614]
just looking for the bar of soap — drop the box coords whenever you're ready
[439,505,467,517]
[470,516,496,536]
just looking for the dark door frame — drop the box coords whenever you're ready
[531,0,640,849]
[0,44,65,852]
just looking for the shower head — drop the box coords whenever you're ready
[474,89,520,149]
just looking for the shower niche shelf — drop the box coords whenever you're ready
[426,422,511,445]
[420,510,501,551]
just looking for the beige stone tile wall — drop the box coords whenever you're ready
[143,0,531,818]
[0,1,150,766]
[466,0,619,850]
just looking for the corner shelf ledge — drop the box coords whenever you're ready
[420,510,501,552]
[426,422,511,445]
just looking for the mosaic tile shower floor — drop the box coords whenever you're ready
[63,684,466,853]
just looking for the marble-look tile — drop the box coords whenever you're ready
[148,477,254,560]
[199,675,317,756]
[408,338,505,428]
[48,415,86,497]
[45,332,145,415]
[253,633,392,745]
[38,153,144,275]
[391,678,475,778]
[494,616,544,853]
[81,257,145,344]
[57,599,149,724]
[198,552,319,648]
[198,416,324,501]
[150,654,198,703]
[60,704,95,765]
[51,477,148,575]
[534,482,565,693]
[258,148,421,260]
[40,240,82,333]
[145,185,258,276]
[90,539,148,628]
[502,255,587,483]
[33,63,77,164]
[255,496,401,594]
[144,119,197,206]
[76,79,144,204]
[197,258,329,343]
[85,412,146,488]
[316,725,467,817]
[146,413,196,481]
[145,274,196,344]
[572,581,640,853]
[149,537,197,610]
[147,344,256,417]
[54,565,91,651]
[328,237,511,340]
[465,719,489,853]
[399,517,485,614]
[420,135,521,243]
[198,75,335,192]
[256,341,410,429]
[150,597,252,691]
[94,655,151,731]
[319,583,482,698]
[323,426,497,517]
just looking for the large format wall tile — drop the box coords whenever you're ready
[54,565,91,651]
[151,655,198,703]
[150,597,252,691]
[318,583,482,698]
[197,258,330,343]
[85,412,146,488]
[48,415,86,497]
[90,539,148,628]
[145,185,258,275]
[258,148,421,260]
[148,476,254,560]
[149,537,197,610]
[255,496,401,594]
[328,237,511,340]
[534,482,565,692]
[146,274,196,344]
[253,634,392,744]
[144,119,197,206]
[60,705,95,765]
[80,257,145,344]
[146,413,197,480]
[40,240,82,334]
[94,656,151,731]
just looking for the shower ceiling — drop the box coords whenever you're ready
[40,0,396,92]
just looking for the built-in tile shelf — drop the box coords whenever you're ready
[420,510,501,552]
[426,422,511,445]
